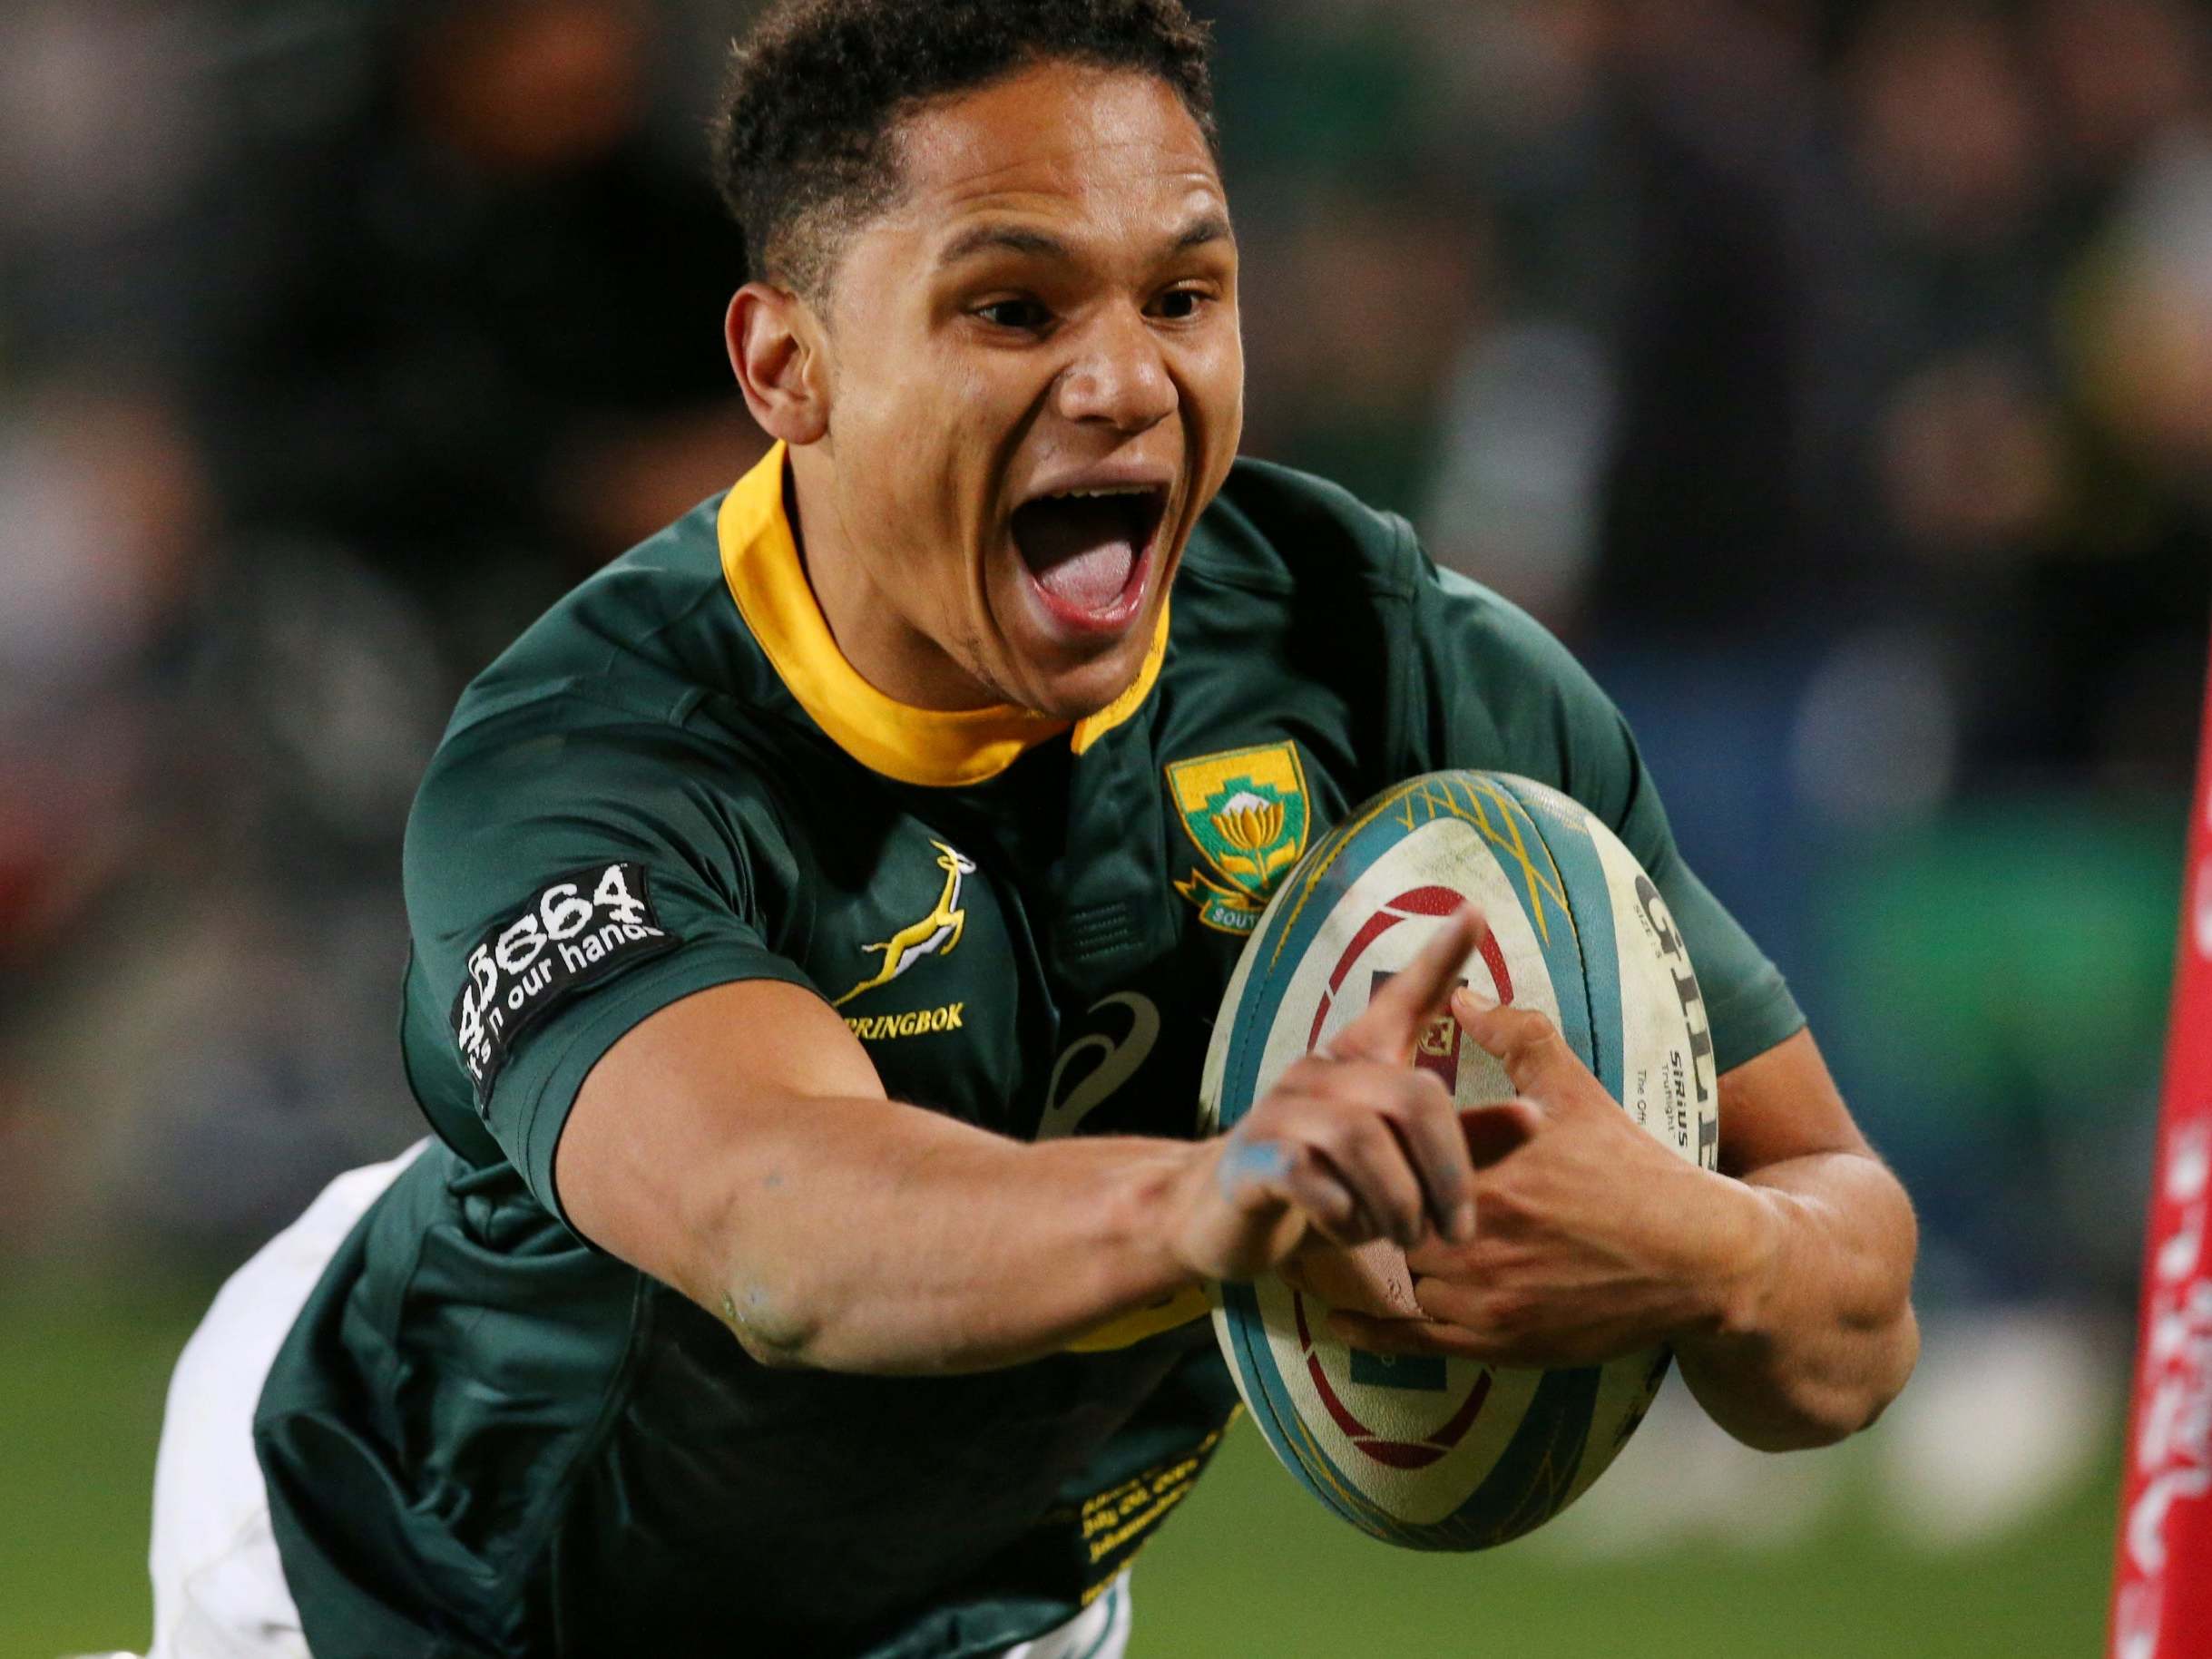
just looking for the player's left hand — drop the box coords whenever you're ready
[1326,987,1757,1369]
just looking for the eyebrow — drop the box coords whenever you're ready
[935,213,1233,269]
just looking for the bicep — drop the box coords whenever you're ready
[555,979,888,1302]
[1716,1028,1871,1179]
[406,723,837,1218]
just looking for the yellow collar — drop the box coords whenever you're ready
[716,443,1167,788]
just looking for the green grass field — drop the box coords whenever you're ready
[1,1277,2118,1658]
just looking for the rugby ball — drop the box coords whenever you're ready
[1199,770,1718,1550]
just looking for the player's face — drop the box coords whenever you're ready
[814,63,1243,718]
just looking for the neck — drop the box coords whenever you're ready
[785,446,1004,713]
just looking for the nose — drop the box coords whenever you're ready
[1053,304,1177,434]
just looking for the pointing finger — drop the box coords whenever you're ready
[1332,905,1488,1064]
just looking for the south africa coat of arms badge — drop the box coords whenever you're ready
[1165,742,1313,935]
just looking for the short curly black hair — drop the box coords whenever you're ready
[712,0,1218,297]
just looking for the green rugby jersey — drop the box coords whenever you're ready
[253,445,1803,1658]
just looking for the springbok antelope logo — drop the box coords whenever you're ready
[832,839,977,1008]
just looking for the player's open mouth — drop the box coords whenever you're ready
[1009,483,1167,636]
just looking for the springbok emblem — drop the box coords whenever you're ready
[832,840,977,1008]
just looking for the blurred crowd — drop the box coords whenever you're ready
[1205,0,2212,1321]
[1,0,2204,1423]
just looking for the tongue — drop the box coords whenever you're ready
[1035,541,1135,610]
[1020,499,1138,612]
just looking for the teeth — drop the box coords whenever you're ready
[1051,485,1156,501]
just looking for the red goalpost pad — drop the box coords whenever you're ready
[2114,636,2212,1659]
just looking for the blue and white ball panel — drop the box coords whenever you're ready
[1489,775,1721,1515]
[1200,771,1714,1549]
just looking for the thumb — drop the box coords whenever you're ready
[1461,1098,1542,1168]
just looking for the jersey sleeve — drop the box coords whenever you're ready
[403,713,818,1224]
[1393,548,1805,1074]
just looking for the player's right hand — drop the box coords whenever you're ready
[1169,907,1487,1284]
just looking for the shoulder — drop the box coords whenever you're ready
[1181,457,1421,600]
[406,499,797,888]
[1180,459,1569,668]
[1178,459,1606,747]
[1409,557,1609,709]
[445,494,779,741]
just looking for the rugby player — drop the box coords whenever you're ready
[131,3,1919,1655]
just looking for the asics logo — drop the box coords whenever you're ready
[1039,991,1160,1140]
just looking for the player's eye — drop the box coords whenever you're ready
[974,298,1053,332]
[1148,287,1212,323]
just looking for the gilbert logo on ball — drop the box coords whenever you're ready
[1200,771,1717,1550]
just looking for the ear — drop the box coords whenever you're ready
[727,283,829,446]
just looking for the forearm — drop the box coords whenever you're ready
[1674,1151,1920,1451]
[677,1095,1199,1375]
[561,982,1211,1377]
[563,968,1478,1380]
